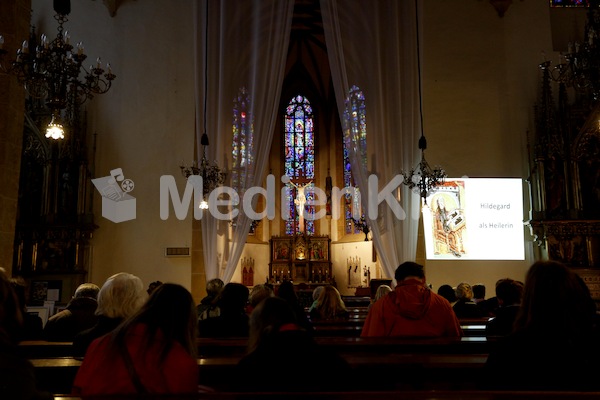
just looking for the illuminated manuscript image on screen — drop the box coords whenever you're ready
[429,181,467,258]
[423,178,525,261]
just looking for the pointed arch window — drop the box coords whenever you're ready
[232,87,255,231]
[284,95,315,235]
[343,85,367,234]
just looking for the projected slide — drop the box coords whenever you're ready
[422,178,525,260]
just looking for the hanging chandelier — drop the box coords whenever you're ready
[401,136,447,203]
[180,134,226,209]
[401,0,447,203]
[0,0,116,140]
[179,0,225,210]
[542,4,600,101]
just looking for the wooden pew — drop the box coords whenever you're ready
[54,391,600,400]
[22,332,493,361]
[34,352,489,394]
[19,340,73,358]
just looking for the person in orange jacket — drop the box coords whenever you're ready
[361,262,462,337]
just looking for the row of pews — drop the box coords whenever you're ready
[21,313,491,396]
[20,306,598,398]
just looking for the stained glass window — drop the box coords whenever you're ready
[284,95,315,235]
[550,0,588,6]
[343,85,367,234]
[232,87,255,231]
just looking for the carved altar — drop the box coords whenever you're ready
[528,60,600,300]
[269,235,332,284]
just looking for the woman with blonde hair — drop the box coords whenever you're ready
[309,285,349,321]
[368,284,392,311]
[73,272,147,357]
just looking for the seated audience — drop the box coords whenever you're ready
[198,282,250,337]
[484,261,600,391]
[235,297,352,392]
[197,278,224,320]
[309,285,349,322]
[362,262,462,337]
[246,283,274,314]
[72,283,199,396]
[73,272,148,357]
[44,283,100,342]
[0,269,52,400]
[485,278,523,337]
[276,280,313,332]
[368,284,392,311]
[437,284,457,305]
[10,277,43,341]
[452,282,490,318]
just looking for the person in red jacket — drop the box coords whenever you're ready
[72,283,200,396]
[361,262,462,337]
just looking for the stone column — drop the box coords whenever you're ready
[0,0,29,275]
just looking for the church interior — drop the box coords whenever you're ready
[2,0,600,308]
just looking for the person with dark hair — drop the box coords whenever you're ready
[235,297,352,392]
[198,282,250,337]
[44,283,100,342]
[197,278,224,319]
[276,280,313,332]
[472,283,486,303]
[73,272,148,357]
[485,278,523,337]
[362,262,462,337]
[437,284,457,304]
[72,283,199,396]
[0,269,53,400]
[485,261,600,391]
[10,277,43,341]
[147,280,163,295]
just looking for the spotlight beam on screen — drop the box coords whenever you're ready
[422,178,525,261]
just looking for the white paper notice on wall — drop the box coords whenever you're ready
[422,178,525,261]
[46,289,60,302]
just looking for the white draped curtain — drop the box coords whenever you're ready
[321,0,422,279]
[193,0,294,282]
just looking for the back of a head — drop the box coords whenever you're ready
[455,282,473,301]
[248,297,297,352]
[125,283,197,358]
[316,285,346,318]
[276,281,297,304]
[495,278,523,306]
[516,261,595,335]
[249,284,274,308]
[472,284,486,299]
[206,278,224,297]
[394,262,425,282]
[74,283,100,300]
[96,273,147,319]
[219,282,250,314]
[147,281,163,295]
[374,285,392,301]
[0,269,23,343]
[437,284,457,303]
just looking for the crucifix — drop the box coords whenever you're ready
[289,173,312,234]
